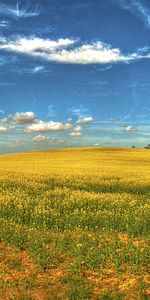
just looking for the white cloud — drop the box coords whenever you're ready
[77,117,93,124]
[32,135,66,144]
[13,112,35,123]
[69,125,82,137]
[32,135,50,141]
[0,19,10,27]
[25,120,72,132]
[0,125,7,132]
[49,42,128,64]
[0,36,74,58]
[123,125,137,132]
[33,66,45,73]
[0,125,15,132]
[74,125,82,132]
[69,131,81,136]
[0,117,8,124]
[1,36,150,65]
[67,118,72,122]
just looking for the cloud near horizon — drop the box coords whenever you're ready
[0,125,15,132]
[69,125,82,137]
[1,36,150,65]
[69,131,81,136]
[32,135,50,141]
[77,117,93,124]
[123,125,138,132]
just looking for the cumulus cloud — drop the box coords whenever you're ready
[74,125,82,132]
[25,120,72,132]
[0,125,15,132]
[49,43,128,64]
[69,131,81,136]
[0,117,8,124]
[69,125,82,137]
[0,125,8,132]
[77,117,93,124]
[1,36,150,64]
[32,135,50,141]
[13,112,36,123]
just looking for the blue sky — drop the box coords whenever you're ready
[0,0,150,153]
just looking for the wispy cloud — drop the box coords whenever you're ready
[92,65,113,72]
[47,105,55,118]
[33,66,45,73]
[0,1,41,19]
[10,65,46,74]
[1,36,150,65]
[0,55,17,67]
[113,0,150,29]
[70,105,91,119]
[32,136,66,144]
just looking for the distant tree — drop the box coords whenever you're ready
[144,144,150,149]
[132,146,135,148]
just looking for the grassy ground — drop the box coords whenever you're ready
[0,146,149,299]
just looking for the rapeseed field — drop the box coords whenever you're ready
[0,146,149,299]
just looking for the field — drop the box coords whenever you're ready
[0,146,149,300]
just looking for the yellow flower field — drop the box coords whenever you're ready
[0,146,149,299]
